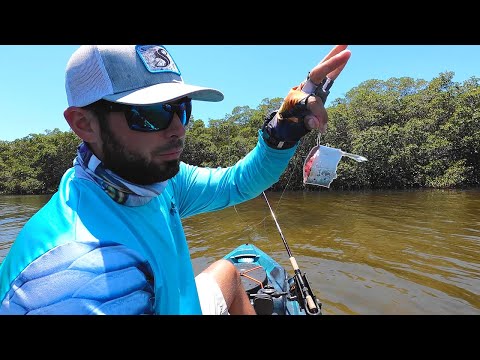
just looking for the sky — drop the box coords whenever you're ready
[0,45,479,142]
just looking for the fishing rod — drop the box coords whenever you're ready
[261,191,322,315]
[258,72,333,315]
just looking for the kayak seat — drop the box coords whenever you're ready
[234,263,268,295]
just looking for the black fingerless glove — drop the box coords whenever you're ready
[261,108,311,150]
[261,75,334,150]
[303,74,334,104]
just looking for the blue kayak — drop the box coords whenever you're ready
[224,243,322,315]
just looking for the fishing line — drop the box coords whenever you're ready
[232,132,301,246]
[232,118,318,247]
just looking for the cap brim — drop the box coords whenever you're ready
[102,83,224,105]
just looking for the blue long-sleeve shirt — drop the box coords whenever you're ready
[0,133,297,314]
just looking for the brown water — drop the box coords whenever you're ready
[1,189,479,315]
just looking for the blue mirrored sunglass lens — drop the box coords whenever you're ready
[126,108,169,131]
[126,101,191,131]
[163,102,191,126]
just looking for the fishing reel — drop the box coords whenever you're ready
[288,274,323,315]
[250,285,288,315]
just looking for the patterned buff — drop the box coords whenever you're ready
[73,142,167,206]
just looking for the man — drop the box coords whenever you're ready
[0,45,351,315]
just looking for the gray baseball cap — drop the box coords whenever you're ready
[65,45,224,107]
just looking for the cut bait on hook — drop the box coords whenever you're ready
[303,145,368,188]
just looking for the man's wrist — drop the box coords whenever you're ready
[261,128,298,149]
[261,111,299,150]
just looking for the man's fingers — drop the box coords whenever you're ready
[317,45,350,81]
[327,60,349,81]
[303,94,328,130]
[320,44,349,64]
[305,115,319,131]
[309,48,351,83]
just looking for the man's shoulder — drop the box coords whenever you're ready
[0,241,154,315]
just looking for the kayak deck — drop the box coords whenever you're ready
[224,243,317,315]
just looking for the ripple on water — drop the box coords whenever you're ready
[1,190,480,314]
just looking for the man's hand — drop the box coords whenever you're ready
[280,45,352,132]
[262,45,351,149]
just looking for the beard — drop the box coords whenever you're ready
[100,126,183,185]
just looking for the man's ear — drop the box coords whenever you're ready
[64,106,100,142]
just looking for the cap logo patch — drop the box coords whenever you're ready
[135,45,181,75]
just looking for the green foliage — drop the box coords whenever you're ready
[0,129,81,194]
[1,72,479,194]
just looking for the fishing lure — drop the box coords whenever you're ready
[297,73,368,188]
[303,134,368,188]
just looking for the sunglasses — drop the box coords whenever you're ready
[94,97,192,132]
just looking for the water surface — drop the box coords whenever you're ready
[1,189,479,315]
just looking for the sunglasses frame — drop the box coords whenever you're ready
[89,97,192,132]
